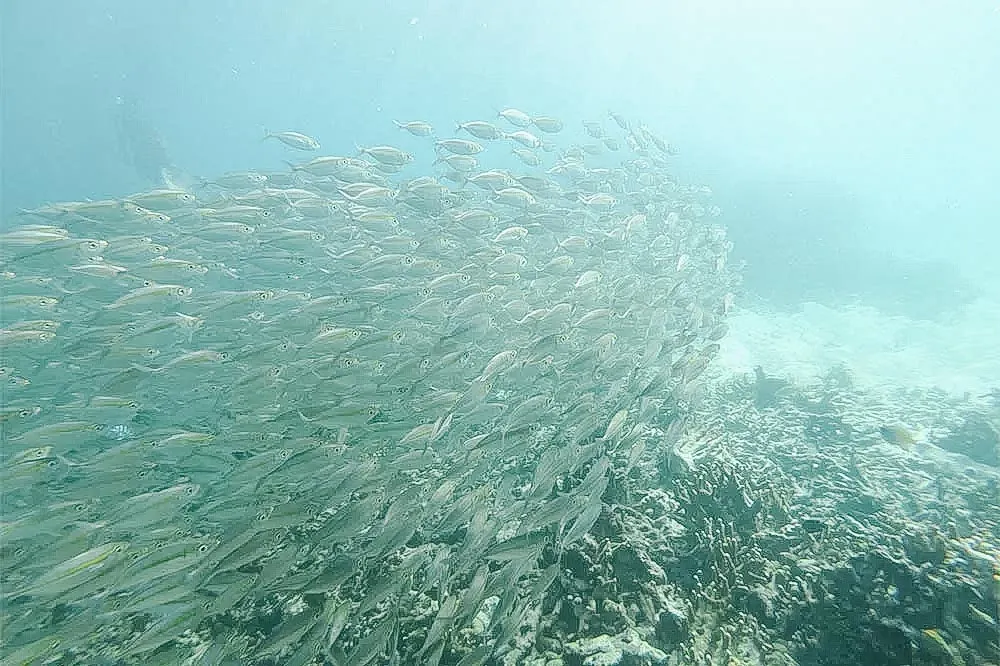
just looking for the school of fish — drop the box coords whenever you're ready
[0,107,739,665]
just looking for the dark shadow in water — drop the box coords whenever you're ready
[115,94,173,186]
[114,91,197,192]
[716,178,980,320]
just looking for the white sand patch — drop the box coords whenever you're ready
[716,296,1000,397]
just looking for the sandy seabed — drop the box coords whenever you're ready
[717,294,1000,399]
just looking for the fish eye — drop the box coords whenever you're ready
[419,358,432,370]
[184,485,197,495]
[420,288,432,297]
[409,240,420,249]
[351,330,362,339]
[261,210,272,217]
[87,241,100,249]
[145,348,159,357]
[460,273,470,282]
[18,409,33,418]
[256,290,272,300]
[143,280,154,287]
[311,232,324,242]
[156,214,169,222]
[219,352,230,361]
[404,256,414,265]
[128,401,139,408]
[198,543,210,553]
[93,423,105,431]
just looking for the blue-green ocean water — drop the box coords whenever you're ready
[2,2,999,665]
[4,0,999,296]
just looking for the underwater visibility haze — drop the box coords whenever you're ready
[1,2,999,665]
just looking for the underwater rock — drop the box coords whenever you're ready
[610,544,665,591]
[934,413,1000,467]
[653,595,689,646]
[752,366,791,409]
[741,584,778,628]
[563,628,668,666]
[866,618,914,666]
[902,530,949,567]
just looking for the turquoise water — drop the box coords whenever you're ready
[2,2,999,665]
